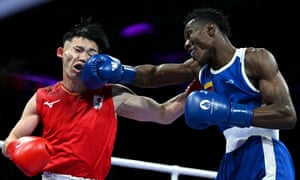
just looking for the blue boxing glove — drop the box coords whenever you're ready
[81,54,136,90]
[81,54,108,90]
[102,55,136,84]
[184,90,253,130]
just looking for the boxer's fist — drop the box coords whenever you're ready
[81,54,136,90]
[95,54,136,84]
[6,136,54,177]
[81,54,108,90]
[184,90,253,130]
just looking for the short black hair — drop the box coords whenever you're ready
[184,7,231,38]
[63,16,110,52]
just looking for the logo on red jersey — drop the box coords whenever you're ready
[93,95,103,110]
[44,99,61,108]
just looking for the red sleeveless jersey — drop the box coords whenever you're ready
[36,82,117,179]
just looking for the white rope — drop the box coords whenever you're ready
[0,140,217,179]
[111,157,217,179]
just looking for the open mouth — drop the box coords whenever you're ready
[74,64,83,71]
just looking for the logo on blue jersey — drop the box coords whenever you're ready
[225,79,234,84]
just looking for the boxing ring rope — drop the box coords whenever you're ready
[111,157,217,179]
[0,140,217,179]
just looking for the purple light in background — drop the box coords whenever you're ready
[19,74,58,85]
[5,73,58,91]
[120,22,155,38]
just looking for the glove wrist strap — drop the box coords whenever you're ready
[229,103,253,127]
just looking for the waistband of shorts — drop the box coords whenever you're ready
[223,126,279,153]
[42,171,97,180]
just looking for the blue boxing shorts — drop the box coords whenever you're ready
[216,136,295,180]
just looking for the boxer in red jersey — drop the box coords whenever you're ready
[2,17,190,180]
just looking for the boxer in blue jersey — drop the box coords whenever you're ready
[82,7,297,180]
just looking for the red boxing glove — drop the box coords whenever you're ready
[185,79,202,95]
[7,136,54,177]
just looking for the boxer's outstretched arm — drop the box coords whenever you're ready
[82,54,199,88]
[132,58,198,88]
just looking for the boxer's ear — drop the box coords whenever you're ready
[57,47,63,58]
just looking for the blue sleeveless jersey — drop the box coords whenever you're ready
[199,48,261,131]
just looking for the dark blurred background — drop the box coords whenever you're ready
[0,0,299,179]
